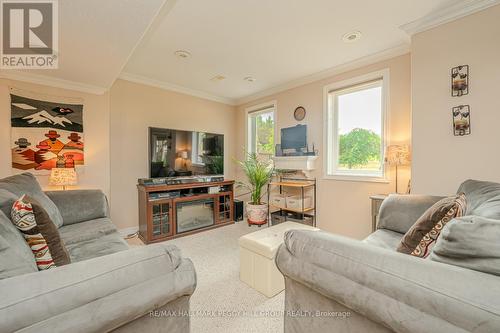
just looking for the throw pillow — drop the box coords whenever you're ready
[397,195,460,254]
[429,216,500,276]
[410,193,467,258]
[11,194,70,270]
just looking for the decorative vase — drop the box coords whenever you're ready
[246,203,268,226]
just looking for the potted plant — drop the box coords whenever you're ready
[235,152,274,226]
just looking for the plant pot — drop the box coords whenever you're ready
[246,203,268,226]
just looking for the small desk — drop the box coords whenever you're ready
[370,194,388,232]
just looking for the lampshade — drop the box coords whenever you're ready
[385,145,411,166]
[49,168,78,186]
[179,151,188,159]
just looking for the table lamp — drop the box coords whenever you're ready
[49,168,78,190]
[179,151,189,170]
[385,144,411,193]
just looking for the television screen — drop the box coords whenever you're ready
[149,127,224,178]
[281,125,307,151]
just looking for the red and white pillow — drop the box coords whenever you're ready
[10,194,69,270]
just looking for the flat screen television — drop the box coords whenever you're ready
[281,125,307,151]
[149,127,224,178]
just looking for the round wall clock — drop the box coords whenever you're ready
[294,106,306,121]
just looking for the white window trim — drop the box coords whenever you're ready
[323,69,390,183]
[191,132,205,167]
[245,100,278,155]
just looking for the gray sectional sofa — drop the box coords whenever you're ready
[277,179,500,333]
[0,173,196,333]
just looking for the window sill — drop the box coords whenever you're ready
[323,174,390,183]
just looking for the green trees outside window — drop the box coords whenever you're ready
[338,128,381,170]
[255,114,274,155]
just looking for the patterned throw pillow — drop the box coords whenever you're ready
[410,193,467,258]
[397,196,459,254]
[11,194,70,270]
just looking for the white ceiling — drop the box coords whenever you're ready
[2,0,496,102]
[2,0,166,91]
[122,0,458,102]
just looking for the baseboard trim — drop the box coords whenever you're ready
[119,226,139,238]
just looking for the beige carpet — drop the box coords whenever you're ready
[129,223,284,333]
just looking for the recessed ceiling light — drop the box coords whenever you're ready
[174,50,191,59]
[342,31,362,43]
[244,76,256,82]
[210,75,226,82]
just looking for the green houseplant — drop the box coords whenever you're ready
[235,151,274,225]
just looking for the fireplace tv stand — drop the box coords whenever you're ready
[137,177,234,244]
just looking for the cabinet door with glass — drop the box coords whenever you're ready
[217,193,233,224]
[148,199,173,240]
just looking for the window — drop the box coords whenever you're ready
[191,132,206,165]
[246,102,276,157]
[324,71,388,180]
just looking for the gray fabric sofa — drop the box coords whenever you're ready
[276,180,500,333]
[0,173,196,333]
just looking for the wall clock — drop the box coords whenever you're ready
[294,106,306,121]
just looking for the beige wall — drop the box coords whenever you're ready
[0,79,110,195]
[109,79,236,230]
[0,77,236,232]
[411,5,500,195]
[236,54,411,239]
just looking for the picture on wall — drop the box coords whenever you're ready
[452,105,471,136]
[451,65,469,97]
[10,90,84,174]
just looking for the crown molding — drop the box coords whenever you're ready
[235,44,410,106]
[400,0,500,36]
[118,72,236,105]
[0,70,108,95]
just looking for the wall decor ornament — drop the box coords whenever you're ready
[294,106,306,121]
[451,65,469,97]
[10,89,84,174]
[452,105,471,136]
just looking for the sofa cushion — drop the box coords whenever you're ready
[457,179,500,219]
[363,229,403,250]
[0,173,63,228]
[59,218,128,262]
[430,216,500,276]
[0,189,18,218]
[0,211,37,279]
[59,217,119,245]
[64,232,129,262]
[397,196,459,254]
[377,195,445,234]
[45,190,109,225]
[12,195,71,268]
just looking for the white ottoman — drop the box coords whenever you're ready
[238,222,319,297]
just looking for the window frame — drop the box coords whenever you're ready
[190,131,206,166]
[323,69,390,182]
[245,101,277,157]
